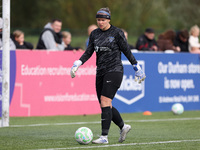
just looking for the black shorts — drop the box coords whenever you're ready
[96,72,123,103]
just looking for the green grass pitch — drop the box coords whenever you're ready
[0,111,200,150]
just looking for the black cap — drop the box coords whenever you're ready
[145,28,154,33]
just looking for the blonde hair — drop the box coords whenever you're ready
[121,28,128,39]
[62,31,71,38]
[189,25,199,35]
[13,30,24,38]
[88,24,98,35]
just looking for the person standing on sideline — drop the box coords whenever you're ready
[12,30,34,50]
[157,29,180,52]
[135,28,158,51]
[62,31,84,51]
[70,7,146,144]
[36,19,64,51]
[188,25,200,54]
[121,28,135,50]
[173,29,189,52]
[86,24,98,48]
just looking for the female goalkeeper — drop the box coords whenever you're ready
[70,7,146,144]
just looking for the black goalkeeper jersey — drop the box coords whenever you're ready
[80,25,137,76]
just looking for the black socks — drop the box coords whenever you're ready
[101,106,112,136]
[101,106,125,136]
[112,106,124,130]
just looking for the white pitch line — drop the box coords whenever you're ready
[33,139,200,150]
[10,121,100,128]
[126,117,200,122]
[9,117,200,128]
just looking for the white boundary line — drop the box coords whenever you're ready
[10,117,200,128]
[34,139,200,150]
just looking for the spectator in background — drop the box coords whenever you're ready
[0,17,16,50]
[121,29,135,50]
[86,24,98,48]
[173,29,189,52]
[188,25,200,54]
[12,30,33,50]
[36,19,65,51]
[62,31,84,51]
[135,28,158,51]
[157,29,180,52]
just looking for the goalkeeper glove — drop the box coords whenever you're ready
[70,60,82,78]
[133,63,146,83]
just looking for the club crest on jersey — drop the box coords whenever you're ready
[94,46,99,52]
[107,36,115,43]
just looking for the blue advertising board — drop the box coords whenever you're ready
[113,52,200,113]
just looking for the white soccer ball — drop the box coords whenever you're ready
[171,103,184,115]
[75,127,93,144]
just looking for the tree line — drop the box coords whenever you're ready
[10,0,200,36]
